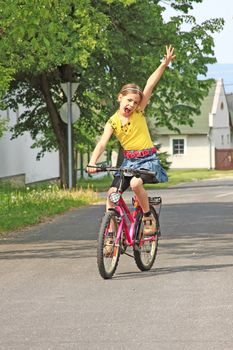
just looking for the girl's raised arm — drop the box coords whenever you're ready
[140,45,175,111]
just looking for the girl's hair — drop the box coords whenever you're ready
[119,83,143,101]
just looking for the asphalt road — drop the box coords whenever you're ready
[1,178,233,350]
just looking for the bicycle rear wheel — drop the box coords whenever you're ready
[97,210,121,279]
[133,206,159,271]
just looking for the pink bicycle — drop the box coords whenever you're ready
[92,165,162,279]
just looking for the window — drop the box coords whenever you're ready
[172,139,185,155]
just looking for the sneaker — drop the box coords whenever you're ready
[142,215,156,235]
[104,232,114,257]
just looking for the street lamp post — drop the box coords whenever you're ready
[67,82,73,189]
[60,82,80,189]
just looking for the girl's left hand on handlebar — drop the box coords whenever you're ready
[86,164,97,174]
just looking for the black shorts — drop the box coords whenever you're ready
[110,173,157,193]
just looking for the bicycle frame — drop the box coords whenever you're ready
[111,195,156,247]
[113,196,136,246]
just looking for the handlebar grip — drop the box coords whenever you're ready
[99,164,107,171]
[86,164,108,172]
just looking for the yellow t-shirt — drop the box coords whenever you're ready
[108,110,153,150]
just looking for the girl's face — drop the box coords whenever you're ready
[118,93,141,117]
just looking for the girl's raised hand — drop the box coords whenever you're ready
[162,45,176,66]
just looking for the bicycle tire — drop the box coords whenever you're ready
[133,206,159,271]
[97,210,121,279]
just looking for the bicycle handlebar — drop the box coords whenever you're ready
[86,164,155,177]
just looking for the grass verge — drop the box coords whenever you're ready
[0,184,99,234]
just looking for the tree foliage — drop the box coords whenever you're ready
[0,0,224,186]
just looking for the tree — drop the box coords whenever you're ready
[0,0,224,186]
[0,0,112,186]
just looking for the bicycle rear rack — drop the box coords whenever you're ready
[149,196,162,205]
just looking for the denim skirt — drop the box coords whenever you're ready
[119,153,168,183]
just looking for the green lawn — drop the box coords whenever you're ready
[1,169,233,234]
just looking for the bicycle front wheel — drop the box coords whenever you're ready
[97,210,121,279]
[133,206,159,271]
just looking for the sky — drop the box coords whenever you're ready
[163,0,233,92]
[163,0,233,63]
[187,0,233,64]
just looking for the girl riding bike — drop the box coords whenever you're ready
[87,45,175,235]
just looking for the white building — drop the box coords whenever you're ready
[0,106,59,184]
[155,80,233,170]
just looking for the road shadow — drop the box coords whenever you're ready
[114,262,233,280]
[160,201,233,235]
[0,240,97,260]
[1,202,233,262]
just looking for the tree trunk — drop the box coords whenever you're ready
[40,73,69,188]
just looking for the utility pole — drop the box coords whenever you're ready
[60,82,80,189]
